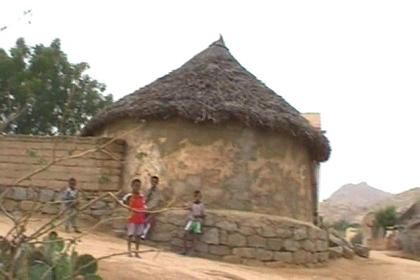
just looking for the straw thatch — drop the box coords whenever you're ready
[83,37,331,162]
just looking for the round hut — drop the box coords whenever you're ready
[83,37,330,223]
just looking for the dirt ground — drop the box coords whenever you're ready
[1,215,419,280]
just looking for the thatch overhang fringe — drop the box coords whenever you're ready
[83,36,331,162]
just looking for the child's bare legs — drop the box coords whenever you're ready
[135,236,141,258]
[127,235,135,257]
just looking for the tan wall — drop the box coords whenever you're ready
[0,135,125,191]
[99,119,316,222]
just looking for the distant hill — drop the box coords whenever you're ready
[320,183,420,224]
[319,182,393,223]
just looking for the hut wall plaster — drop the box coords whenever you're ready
[99,118,316,222]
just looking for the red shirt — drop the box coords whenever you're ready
[128,194,145,224]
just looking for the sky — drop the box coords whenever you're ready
[1,1,419,200]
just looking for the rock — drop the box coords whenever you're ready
[283,239,299,251]
[255,249,273,261]
[238,226,255,236]
[308,228,319,239]
[12,187,27,201]
[216,221,238,231]
[222,255,242,264]
[26,188,39,200]
[315,240,328,251]
[267,238,283,251]
[150,232,173,242]
[247,235,266,248]
[171,238,184,248]
[41,205,60,214]
[209,245,231,256]
[201,228,219,245]
[90,200,107,210]
[258,225,277,237]
[328,246,343,259]
[293,250,309,264]
[316,252,329,262]
[274,252,293,263]
[294,227,307,240]
[354,244,370,258]
[220,230,229,245]
[228,233,247,247]
[302,240,316,252]
[342,246,355,259]
[243,259,264,267]
[20,201,40,211]
[91,209,112,217]
[39,189,55,203]
[195,242,209,253]
[164,211,187,226]
[2,199,17,212]
[232,248,256,259]
[276,228,292,238]
[153,223,177,233]
[318,230,328,240]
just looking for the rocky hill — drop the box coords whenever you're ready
[319,182,392,224]
[320,183,420,224]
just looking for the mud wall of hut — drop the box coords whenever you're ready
[98,119,316,222]
[0,135,125,215]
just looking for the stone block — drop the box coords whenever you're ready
[171,238,184,247]
[41,205,60,215]
[201,228,219,245]
[257,225,277,237]
[91,209,112,217]
[195,242,209,253]
[247,235,266,248]
[164,212,187,226]
[90,200,107,210]
[220,230,229,245]
[150,232,173,242]
[216,220,238,232]
[232,247,256,259]
[274,252,292,263]
[276,228,292,238]
[228,233,247,247]
[283,239,299,251]
[222,255,242,264]
[267,238,283,251]
[243,259,264,267]
[12,187,27,201]
[39,189,55,203]
[294,227,307,240]
[302,240,316,252]
[316,252,329,262]
[342,246,355,259]
[293,250,309,264]
[20,201,40,211]
[2,199,17,212]
[318,230,328,240]
[354,244,370,258]
[255,248,273,261]
[209,245,231,256]
[153,222,177,233]
[26,188,39,200]
[328,247,343,259]
[111,217,127,230]
[315,240,328,252]
[237,226,255,236]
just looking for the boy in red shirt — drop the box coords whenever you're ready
[126,179,146,258]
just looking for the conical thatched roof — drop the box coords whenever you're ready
[83,37,331,162]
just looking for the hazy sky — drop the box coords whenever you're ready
[1,1,419,199]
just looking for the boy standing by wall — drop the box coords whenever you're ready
[126,179,146,257]
[63,177,81,233]
[181,190,205,255]
[142,175,162,239]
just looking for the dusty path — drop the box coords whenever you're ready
[1,215,419,279]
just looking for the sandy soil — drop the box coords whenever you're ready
[1,215,419,280]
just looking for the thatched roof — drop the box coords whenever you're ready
[83,37,331,162]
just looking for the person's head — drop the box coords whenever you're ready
[68,178,77,189]
[193,190,201,202]
[151,176,159,187]
[131,179,142,194]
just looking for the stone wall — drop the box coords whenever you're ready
[111,209,329,266]
[1,185,117,219]
[0,135,125,191]
[399,223,420,255]
[98,119,317,222]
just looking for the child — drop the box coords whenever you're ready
[142,175,162,239]
[182,190,205,255]
[126,179,146,258]
[63,177,81,233]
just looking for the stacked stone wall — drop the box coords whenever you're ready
[112,209,329,266]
